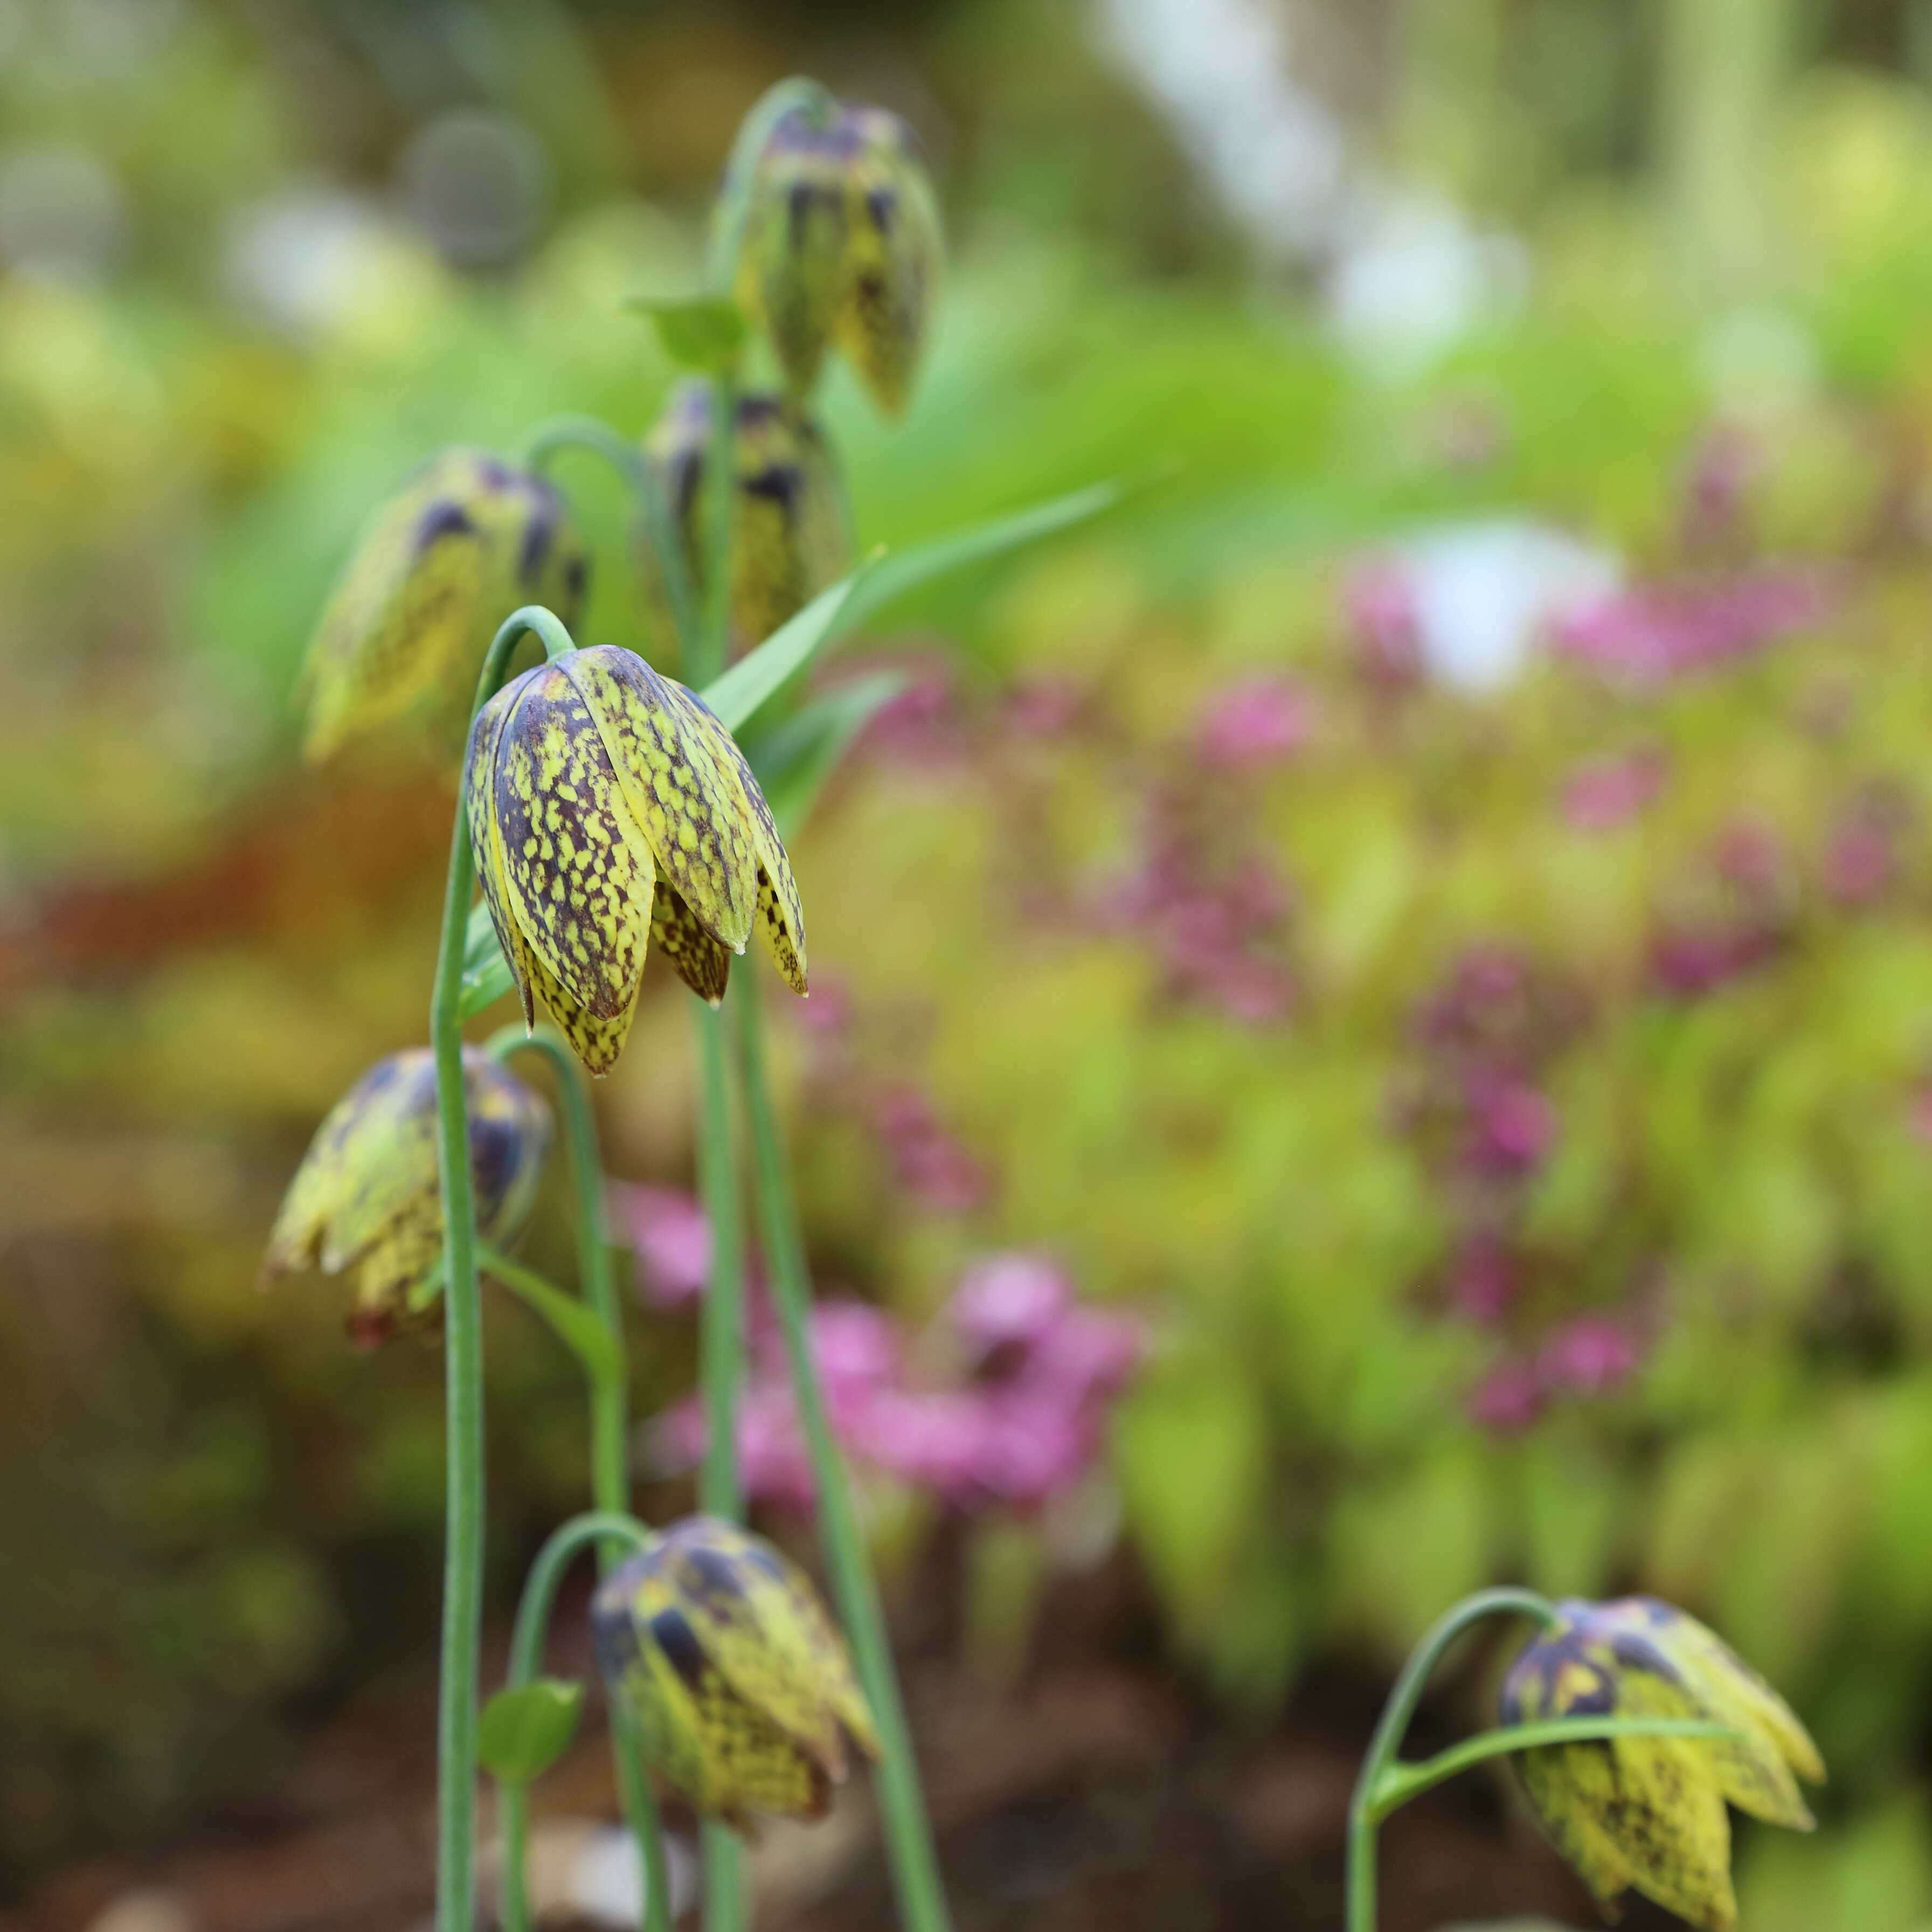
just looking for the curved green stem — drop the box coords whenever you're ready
[707,77,838,295]
[734,984,952,1932]
[521,413,699,670]
[1344,1588,1557,1932]
[430,604,577,1932]
[499,1512,660,1932]
[1368,1715,1743,1820]
[485,1025,672,1932]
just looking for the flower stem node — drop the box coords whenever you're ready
[1500,1596,1825,1930]
[464,645,807,1075]
[644,380,850,658]
[261,1045,550,1344]
[591,1515,880,1832]
[736,102,942,417]
[301,449,588,761]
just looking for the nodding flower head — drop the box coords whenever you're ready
[736,101,942,416]
[644,380,850,654]
[463,646,806,1075]
[301,449,587,761]
[1501,1596,1824,1930]
[590,1515,878,1831]
[261,1046,550,1345]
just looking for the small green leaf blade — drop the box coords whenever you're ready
[632,296,748,375]
[479,1678,584,1782]
[459,898,514,1017]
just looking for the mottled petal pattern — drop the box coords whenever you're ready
[590,1515,876,1831]
[656,678,807,991]
[652,880,732,1004]
[565,647,759,951]
[493,663,659,1020]
[465,670,541,1031]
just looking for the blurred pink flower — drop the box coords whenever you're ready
[610,1183,712,1310]
[1469,1360,1545,1434]
[1194,674,1313,769]
[950,1251,1073,1358]
[1824,799,1901,908]
[1447,1231,1519,1324]
[1539,1315,1642,1395]
[875,1085,992,1214]
[1650,922,1779,998]
[857,654,964,765]
[1003,675,1086,738]
[1552,569,1832,685]
[1344,559,1424,691]
[1561,751,1665,832]
[1679,423,1757,556]
[1910,1086,1932,1147]
[1467,1078,1559,1178]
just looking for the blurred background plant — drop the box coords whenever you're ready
[16,0,1932,1927]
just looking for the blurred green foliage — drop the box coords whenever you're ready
[13,0,1932,1917]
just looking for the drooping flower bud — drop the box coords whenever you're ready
[463,646,807,1075]
[261,1046,550,1344]
[590,1515,878,1831]
[832,107,942,417]
[642,380,850,655]
[1500,1596,1824,1929]
[301,449,588,761]
[736,109,852,398]
[732,100,942,416]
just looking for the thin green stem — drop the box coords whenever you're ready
[499,1512,658,1932]
[734,984,952,1932]
[706,77,838,295]
[486,1024,672,1932]
[693,1000,749,1932]
[430,605,575,1932]
[521,412,700,670]
[1344,1588,1559,1932]
[1369,1715,1743,1820]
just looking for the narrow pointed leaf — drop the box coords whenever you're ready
[479,1678,585,1782]
[460,898,515,1016]
[700,474,1127,733]
[749,670,908,837]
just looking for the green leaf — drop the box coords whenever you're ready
[479,1246,623,1384]
[749,670,909,837]
[631,296,747,375]
[478,1678,584,1782]
[459,899,514,1018]
[701,473,1129,733]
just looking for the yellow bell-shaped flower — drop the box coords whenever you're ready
[590,1516,878,1831]
[734,100,942,417]
[642,379,850,656]
[1501,1596,1825,1929]
[261,1045,550,1344]
[463,646,807,1075]
[301,448,588,761]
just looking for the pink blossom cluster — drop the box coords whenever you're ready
[1551,567,1832,685]
[1342,560,1425,693]
[873,1085,994,1215]
[1193,673,1313,770]
[1468,1315,1645,1435]
[1560,749,1667,832]
[1102,785,1295,1024]
[1649,817,1796,999]
[643,1247,1145,1514]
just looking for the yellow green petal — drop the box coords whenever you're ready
[652,881,732,1005]
[465,670,539,1031]
[834,112,941,417]
[492,662,659,1021]
[563,647,759,952]
[659,677,808,993]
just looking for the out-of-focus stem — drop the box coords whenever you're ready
[498,1512,657,1932]
[430,604,577,1932]
[733,984,953,1932]
[486,1025,670,1928]
[1344,1588,1559,1932]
